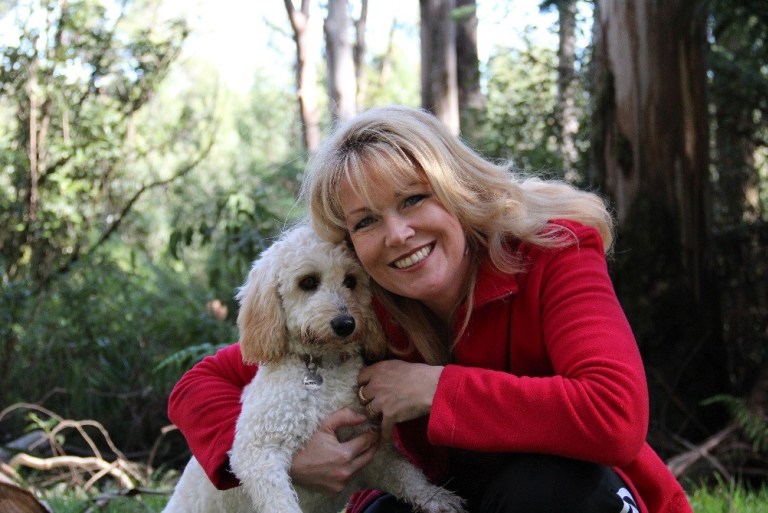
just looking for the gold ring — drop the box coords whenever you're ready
[365,402,377,417]
[358,385,371,405]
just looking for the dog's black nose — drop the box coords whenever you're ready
[330,315,356,337]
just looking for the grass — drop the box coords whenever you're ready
[687,480,768,513]
[40,486,171,513]
[36,481,768,513]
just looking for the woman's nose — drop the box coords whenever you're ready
[383,214,415,247]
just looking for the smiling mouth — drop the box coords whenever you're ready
[392,244,434,269]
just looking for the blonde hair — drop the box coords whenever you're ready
[300,106,613,364]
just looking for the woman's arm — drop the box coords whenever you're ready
[428,222,649,466]
[168,343,254,489]
[168,342,380,492]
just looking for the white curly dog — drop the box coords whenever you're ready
[163,224,465,513]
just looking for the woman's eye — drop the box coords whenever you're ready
[403,194,427,207]
[353,216,375,231]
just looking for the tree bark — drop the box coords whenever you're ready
[592,0,725,439]
[419,0,460,135]
[285,0,321,152]
[592,0,709,299]
[353,0,369,108]
[455,0,483,141]
[555,0,579,183]
[324,0,357,124]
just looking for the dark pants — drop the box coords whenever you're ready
[363,453,640,513]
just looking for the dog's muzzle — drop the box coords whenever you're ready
[330,315,356,337]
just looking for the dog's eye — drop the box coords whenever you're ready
[343,275,357,290]
[298,275,320,291]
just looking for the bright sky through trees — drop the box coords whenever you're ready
[170,0,566,92]
[0,0,578,92]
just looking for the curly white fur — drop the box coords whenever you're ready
[163,224,465,513]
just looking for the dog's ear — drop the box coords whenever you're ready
[236,252,288,364]
[361,309,388,363]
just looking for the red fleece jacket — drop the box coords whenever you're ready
[168,220,692,513]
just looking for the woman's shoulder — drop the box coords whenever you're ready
[526,219,607,255]
[549,218,604,240]
[508,219,608,284]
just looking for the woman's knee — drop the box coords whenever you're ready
[476,454,637,513]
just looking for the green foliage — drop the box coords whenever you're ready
[476,19,592,183]
[0,0,222,406]
[361,22,420,108]
[476,28,592,178]
[0,0,192,286]
[3,247,237,452]
[166,68,307,305]
[0,1,308,469]
[707,0,768,224]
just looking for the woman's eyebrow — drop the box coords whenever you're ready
[343,204,371,218]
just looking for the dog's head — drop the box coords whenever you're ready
[236,223,387,365]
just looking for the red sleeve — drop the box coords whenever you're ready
[167,342,257,489]
[428,222,649,466]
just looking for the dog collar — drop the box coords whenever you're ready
[300,352,354,391]
[300,352,354,368]
[302,354,323,390]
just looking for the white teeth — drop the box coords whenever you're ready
[394,246,432,269]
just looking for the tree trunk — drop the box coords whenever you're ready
[555,0,579,183]
[375,18,397,92]
[593,0,709,298]
[353,0,369,108]
[592,0,724,439]
[455,0,483,141]
[324,0,357,124]
[285,0,321,153]
[419,0,460,135]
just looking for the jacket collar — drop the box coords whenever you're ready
[373,251,521,347]
[470,253,520,308]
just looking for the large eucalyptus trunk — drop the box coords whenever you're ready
[592,0,724,439]
[592,0,709,297]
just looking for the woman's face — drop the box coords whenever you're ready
[339,171,470,321]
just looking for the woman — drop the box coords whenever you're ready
[168,106,692,513]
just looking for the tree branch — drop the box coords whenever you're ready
[48,134,216,286]
[10,453,134,490]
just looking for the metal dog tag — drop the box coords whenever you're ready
[303,360,323,391]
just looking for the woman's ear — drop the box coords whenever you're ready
[236,252,288,364]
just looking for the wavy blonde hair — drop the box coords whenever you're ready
[300,106,613,364]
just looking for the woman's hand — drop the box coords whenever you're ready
[289,408,380,495]
[358,361,443,439]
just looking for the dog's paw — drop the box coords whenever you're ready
[418,488,467,513]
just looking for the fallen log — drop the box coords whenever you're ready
[0,481,50,513]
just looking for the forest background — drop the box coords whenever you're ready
[0,0,767,507]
